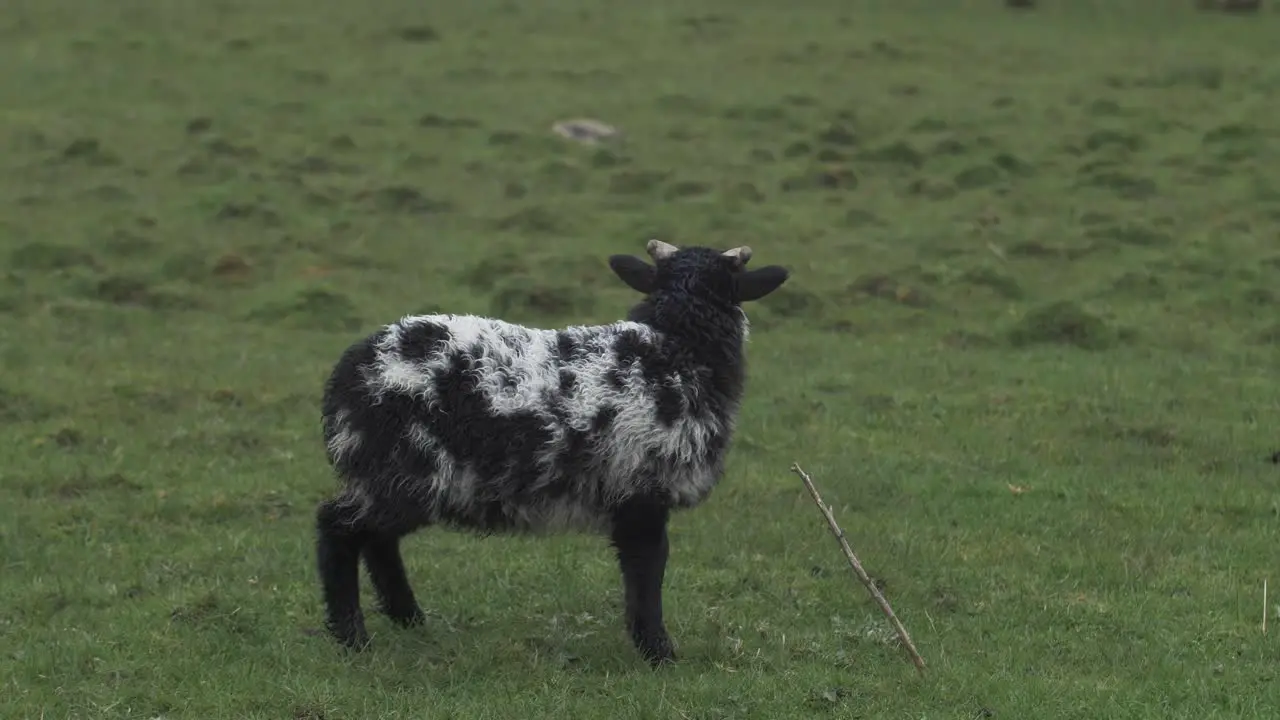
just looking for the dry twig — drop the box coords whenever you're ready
[790,462,926,675]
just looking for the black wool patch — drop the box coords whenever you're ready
[398,321,452,363]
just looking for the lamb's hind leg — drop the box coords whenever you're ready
[316,496,372,650]
[362,533,426,628]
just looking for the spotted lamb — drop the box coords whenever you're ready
[315,239,790,666]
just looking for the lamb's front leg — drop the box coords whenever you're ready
[610,501,676,666]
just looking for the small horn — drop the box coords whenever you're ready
[646,239,678,261]
[722,246,752,265]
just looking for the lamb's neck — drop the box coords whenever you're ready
[627,295,746,367]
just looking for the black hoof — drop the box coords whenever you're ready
[326,614,371,651]
[638,634,677,667]
[383,605,427,629]
[647,650,677,668]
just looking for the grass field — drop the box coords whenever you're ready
[4,0,1280,717]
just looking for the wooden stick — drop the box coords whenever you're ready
[1264,578,1268,635]
[790,462,926,675]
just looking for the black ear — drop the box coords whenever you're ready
[734,265,789,302]
[608,254,657,294]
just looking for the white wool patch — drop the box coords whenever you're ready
[325,409,362,462]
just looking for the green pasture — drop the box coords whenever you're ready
[3,0,1280,717]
